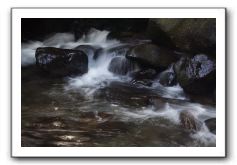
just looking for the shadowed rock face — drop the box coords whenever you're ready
[129,69,157,87]
[205,118,216,134]
[127,44,179,69]
[147,18,216,55]
[35,47,88,77]
[174,54,216,95]
[159,70,177,87]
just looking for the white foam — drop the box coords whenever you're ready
[21,29,119,66]
[117,103,181,124]
[77,28,119,48]
[191,125,216,146]
[43,33,75,47]
[21,41,43,66]
[152,82,187,100]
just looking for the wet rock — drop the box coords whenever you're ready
[159,71,177,87]
[204,118,216,134]
[147,18,216,55]
[129,69,157,87]
[130,69,157,80]
[174,54,216,95]
[179,111,201,131]
[35,47,88,77]
[130,79,153,87]
[108,56,139,75]
[126,44,178,69]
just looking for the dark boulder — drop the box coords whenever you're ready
[174,54,216,95]
[179,111,202,131]
[35,47,88,77]
[126,44,178,69]
[130,69,157,80]
[146,18,216,55]
[159,70,177,87]
[204,118,216,134]
[108,56,139,75]
[129,69,157,87]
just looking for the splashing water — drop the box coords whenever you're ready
[21,29,119,66]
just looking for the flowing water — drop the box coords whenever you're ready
[21,29,216,147]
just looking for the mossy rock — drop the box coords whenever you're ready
[147,18,216,56]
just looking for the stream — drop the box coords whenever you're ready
[21,29,216,147]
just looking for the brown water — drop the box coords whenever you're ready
[21,68,216,147]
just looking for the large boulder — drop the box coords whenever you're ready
[126,44,178,69]
[174,54,216,95]
[147,18,216,55]
[35,47,88,77]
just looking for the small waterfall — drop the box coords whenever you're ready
[21,29,119,66]
[108,56,139,75]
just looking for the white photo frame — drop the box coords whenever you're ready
[11,8,226,157]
